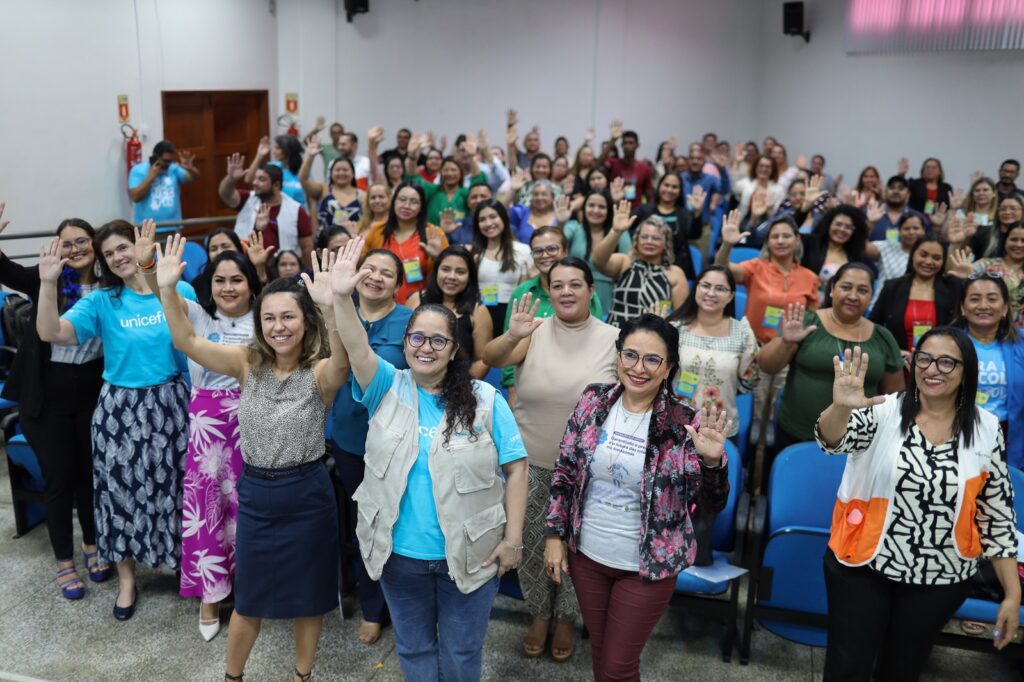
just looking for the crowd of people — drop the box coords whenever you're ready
[0,108,1022,681]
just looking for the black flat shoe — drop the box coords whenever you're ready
[113,587,138,621]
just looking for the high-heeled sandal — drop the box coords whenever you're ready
[83,548,112,583]
[56,562,85,600]
[293,669,311,682]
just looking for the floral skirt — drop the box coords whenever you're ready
[91,378,189,569]
[179,387,243,602]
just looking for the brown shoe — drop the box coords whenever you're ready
[550,619,576,662]
[522,617,549,658]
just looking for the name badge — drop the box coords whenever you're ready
[676,370,700,399]
[976,391,990,405]
[763,305,783,329]
[886,228,899,243]
[912,324,931,348]
[625,183,637,201]
[481,284,499,306]
[402,258,423,283]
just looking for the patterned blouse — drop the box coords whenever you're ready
[816,407,1017,585]
[608,260,672,329]
[545,382,730,580]
[238,364,327,468]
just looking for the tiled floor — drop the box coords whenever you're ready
[0,456,1018,681]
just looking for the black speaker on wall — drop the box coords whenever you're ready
[783,1,811,43]
[345,0,368,23]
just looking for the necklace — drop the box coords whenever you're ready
[606,401,649,475]
[830,308,866,358]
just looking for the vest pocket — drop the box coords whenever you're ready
[365,427,403,479]
[355,499,379,560]
[452,441,498,494]
[463,502,506,575]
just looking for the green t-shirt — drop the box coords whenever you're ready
[777,311,902,441]
[499,276,604,387]
[413,173,488,227]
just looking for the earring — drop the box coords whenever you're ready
[94,261,102,278]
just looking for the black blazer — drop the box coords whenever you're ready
[906,178,952,215]
[869,274,963,351]
[0,254,102,418]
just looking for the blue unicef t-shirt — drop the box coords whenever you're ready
[269,161,307,206]
[355,357,526,560]
[129,161,189,225]
[63,282,197,388]
[330,304,413,453]
[974,339,1007,420]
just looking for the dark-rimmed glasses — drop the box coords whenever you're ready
[913,352,962,374]
[618,349,665,372]
[406,333,452,351]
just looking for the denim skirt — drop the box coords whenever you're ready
[234,460,339,618]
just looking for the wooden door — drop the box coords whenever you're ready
[161,90,269,237]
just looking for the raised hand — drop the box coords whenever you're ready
[433,209,454,236]
[0,202,9,236]
[721,209,749,245]
[610,176,625,202]
[750,188,770,218]
[477,129,490,156]
[253,203,270,233]
[506,108,519,129]
[155,234,187,289]
[438,134,447,152]
[38,237,68,283]
[686,185,707,213]
[299,248,337,307]
[506,127,519,147]
[945,214,966,245]
[866,199,885,224]
[795,153,807,169]
[554,194,573,223]
[684,404,733,465]
[508,293,545,340]
[609,120,623,140]
[256,135,272,159]
[330,235,370,298]
[805,176,827,210]
[583,128,595,144]
[178,150,197,172]
[949,247,974,278]
[832,347,886,410]
[647,300,671,318]
[898,156,910,176]
[733,144,746,164]
[781,302,817,344]
[932,201,949,226]
[368,126,384,146]
[134,219,158,267]
[950,187,966,211]
[611,200,637,233]
[510,169,529,193]
[424,235,443,259]
[461,134,477,159]
[970,169,984,185]
[710,148,728,168]
[964,211,977,238]
[305,136,322,158]
[245,229,275,268]
[227,153,246,180]
[407,133,424,161]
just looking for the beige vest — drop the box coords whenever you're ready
[353,370,506,593]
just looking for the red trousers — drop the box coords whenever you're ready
[569,550,676,682]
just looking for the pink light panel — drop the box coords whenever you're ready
[846,0,1024,51]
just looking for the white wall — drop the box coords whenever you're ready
[310,0,763,165]
[0,0,277,255]
[758,0,1024,190]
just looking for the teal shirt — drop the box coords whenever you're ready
[563,220,632,316]
[355,357,526,559]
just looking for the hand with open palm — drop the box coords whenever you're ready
[781,303,817,344]
[300,248,337,308]
[330,236,369,298]
[507,293,545,340]
[684,404,733,466]
[832,347,886,411]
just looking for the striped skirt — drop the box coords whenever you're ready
[179,387,244,602]
[91,378,189,569]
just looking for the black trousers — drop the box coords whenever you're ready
[822,549,970,682]
[18,359,103,560]
[330,442,389,623]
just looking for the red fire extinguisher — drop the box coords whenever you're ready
[122,123,142,176]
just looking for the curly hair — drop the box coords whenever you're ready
[630,215,675,266]
[407,304,478,447]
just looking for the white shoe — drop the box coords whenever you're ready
[199,609,221,642]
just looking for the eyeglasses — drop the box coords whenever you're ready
[618,349,665,372]
[395,196,421,206]
[913,352,962,374]
[968,271,1003,280]
[531,244,561,256]
[637,234,665,243]
[61,237,91,251]
[406,333,452,351]
[697,282,732,295]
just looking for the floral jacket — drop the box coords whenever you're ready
[544,382,729,581]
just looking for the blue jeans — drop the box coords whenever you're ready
[379,553,499,682]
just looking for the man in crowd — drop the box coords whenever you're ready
[336,132,371,190]
[218,153,313,267]
[601,122,653,208]
[682,143,721,226]
[867,175,927,241]
[128,140,198,230]
[997,159,1024,202]
[809,154,838,195]
[381,128,412,165]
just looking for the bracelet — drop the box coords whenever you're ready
[137,260,157,273]
[502,539,524,552]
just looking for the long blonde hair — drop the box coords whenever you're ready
[357,182,391,237]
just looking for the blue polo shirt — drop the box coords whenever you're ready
[330,304,413,454]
